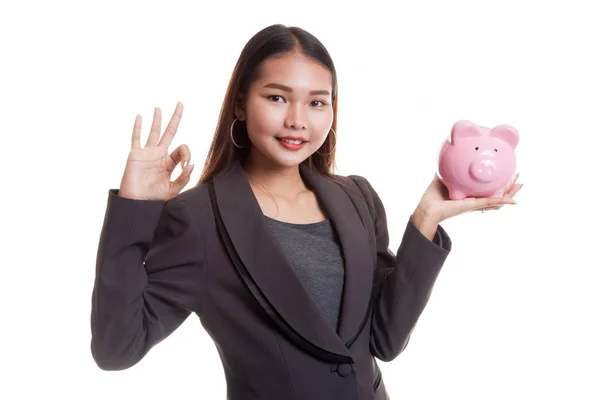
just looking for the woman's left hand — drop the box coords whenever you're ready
[414,172,524,225]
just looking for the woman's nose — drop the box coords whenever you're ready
[285,105,307,130]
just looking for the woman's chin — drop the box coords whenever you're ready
[247,142,314,169]
[267,148,312,168]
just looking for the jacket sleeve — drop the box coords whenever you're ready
[353,176,452,362]
[90,189,205,371]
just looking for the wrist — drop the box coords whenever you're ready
[411,206,439,241]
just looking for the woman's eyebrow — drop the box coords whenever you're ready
[263,83,330,96]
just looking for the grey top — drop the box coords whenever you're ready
[265,216,345,332]
[265,215,445,333]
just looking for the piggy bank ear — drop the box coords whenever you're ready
[450,120,481,143]
[490,124,520,149]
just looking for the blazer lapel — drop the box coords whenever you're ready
[212,161,374,357]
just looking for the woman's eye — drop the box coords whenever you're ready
[267,96,326,107]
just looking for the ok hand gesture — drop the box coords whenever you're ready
[118,102,194,201]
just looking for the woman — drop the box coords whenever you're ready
[90,24,522,399]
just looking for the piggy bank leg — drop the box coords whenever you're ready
[449,189,467,200]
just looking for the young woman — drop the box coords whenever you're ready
[91,24,522,400]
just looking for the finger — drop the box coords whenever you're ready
[503,184,518,198]
[500,172,519,194]
[480,196,516,210]
[171,163,195,194]
[463,195,514,213]
[504,182,524,198]
[168,144,191,172]
[498,173,521,199]
[515,183,524,193]
[158,101,184,148]
[145,107,162,147]
[508,172,521,191]
[512,172,520,185]
[131,114,142,149]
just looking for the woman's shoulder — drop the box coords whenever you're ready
[327,172,374,195]
[167,182,213,219]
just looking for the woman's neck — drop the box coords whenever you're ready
[242,156,309,200]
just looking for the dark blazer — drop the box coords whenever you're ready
[90,160,452,400]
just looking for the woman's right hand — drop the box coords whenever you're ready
[118,101,194,201]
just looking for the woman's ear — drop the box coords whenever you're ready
[235,95,246,121]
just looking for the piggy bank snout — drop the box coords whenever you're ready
[469,158,497,182]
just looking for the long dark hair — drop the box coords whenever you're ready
[196,24,339,185]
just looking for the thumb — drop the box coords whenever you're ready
[171,163,194,192]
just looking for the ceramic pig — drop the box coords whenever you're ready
[438,120,519,200]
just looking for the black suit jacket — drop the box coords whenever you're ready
[90,161,452,399]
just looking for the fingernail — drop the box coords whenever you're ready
[182,160,188,168]
[190,164,195,173]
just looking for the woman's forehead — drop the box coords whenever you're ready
[252,54,332,92]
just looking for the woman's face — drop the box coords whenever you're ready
[236,52,334,169]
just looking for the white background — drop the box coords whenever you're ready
[1,0,598,399]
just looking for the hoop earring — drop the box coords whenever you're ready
[230,118,244,148]
[316,128,336,156]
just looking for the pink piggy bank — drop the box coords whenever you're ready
[438,120,519,200]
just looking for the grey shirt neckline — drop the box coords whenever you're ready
[264,215,330,228]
